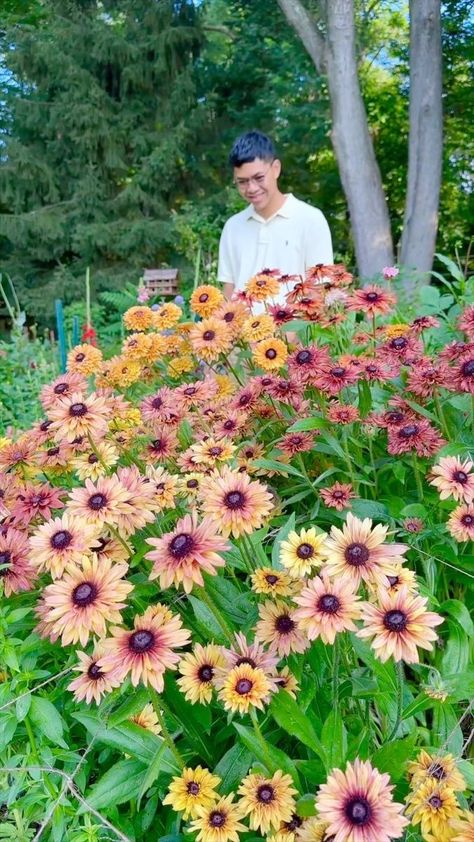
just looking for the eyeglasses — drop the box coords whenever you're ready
[233,163,273,191]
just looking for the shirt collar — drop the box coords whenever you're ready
[246,193,295,222]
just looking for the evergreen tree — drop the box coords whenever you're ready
[0,0,203,318]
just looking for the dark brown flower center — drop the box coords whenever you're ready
[429,763,446,781]
[428,795,443,810]
[209,446,222,456]
[187,479,199,488]
[453,470,468,483]
[72,582,97,607]
[275,614,295,634]
[345,543,369,565]
[88,493,107,511]
[69,402,88,417]
[399,424,419,438]
[209,811,226,828]
[461,359,474,377]
[187,781,200,795]
[235,678,253,694]
[366,364,378,374]
[296,350,311,364]
[284,815,303,832]
[391,337,408,350]
[387,410,404,424]
[47,446,60,456]
[75,353,86,362]
[169,533,194,558]
[345,797,371,825]
[265,574,279,585]
[387,575,399,586]
[223,311,234,323]
[296,542,314,559]
[184,387,196,396]
[87,662,103,680]
[330,367,346,377]
[54,382,69,394]
[199,293,209,302]
[203,330,215,341]
[152,397,163,409]
[0,551,11,571]
[265,348,277,360]
[383,609,408,632]
[88,454,99,464]
[151,439,165,452]
[129,629,155,653]
[197,664,214,682]
[251,321,260,328]
[257,784,274,804]
[235,656,256,668]
[224,490,245,510]
[318,594,340,614]
[40,420,52,431]
[223,420,235,430]
[461,514,474,526]
[51,530,72,550]
[333,490,344,499]
[366,292,379,302]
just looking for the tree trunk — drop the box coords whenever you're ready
[400,0,443,274]
[277,0,394,277]
[324,0,394,276]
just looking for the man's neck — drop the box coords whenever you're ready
[254,190,287,220]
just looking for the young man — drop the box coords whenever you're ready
[217,131,333,309]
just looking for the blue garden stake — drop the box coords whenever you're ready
[55,299,67,373]
[72,315,80,347]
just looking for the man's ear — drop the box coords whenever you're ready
[272,158,282,178]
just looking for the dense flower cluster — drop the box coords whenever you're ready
[0,264,472,838]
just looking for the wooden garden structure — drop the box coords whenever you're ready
[142,268,179,297]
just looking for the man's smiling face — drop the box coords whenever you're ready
[233,157,281,214]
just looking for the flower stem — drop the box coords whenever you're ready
[332,637,340,710]
[107,524,132,558]
[149,689,184,770]
[433,392,450,438]
[412,453,424,501]
[388,661,404,741]
[342,433,357,488]
[87,432,109,473]
[194,585,234,643]
[250,709,274,773]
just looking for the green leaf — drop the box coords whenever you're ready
[457,759,474,789]
[15,694,31,722]
[137,740,169,807]
[214,744,253,793]
[357,380,372,418]
[401,694,435,721]
[401,503,428,519]
[108,686,151,727]
[287,416,328,432]
[163,674,213,762]
[29,697,67,748]
[269,691,326,762]
[81,759,145,811]
[434,253,465,284]
[432,703,463,754]
[189,595,227,643]
[234,723,301,787]
[440,600,474,637]
[271,512,296,568]
[253,458,303,478]
[441,623,470,675]
[350,499,389,521]
[295,794,317,817]
[371,735,416,781]
[72,711,177,768]
[321,710,347,771]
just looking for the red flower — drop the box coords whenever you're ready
[387,419,445,457]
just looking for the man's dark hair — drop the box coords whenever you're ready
[228,131,276,167]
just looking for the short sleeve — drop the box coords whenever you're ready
[304,208,334,269]
[217,221,234,284]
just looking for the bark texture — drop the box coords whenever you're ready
[400,0,443,273]
[277,0,394,277]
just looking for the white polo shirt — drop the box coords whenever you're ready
[217,193,333,309]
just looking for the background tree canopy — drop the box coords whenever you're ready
[0,0,472,321]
